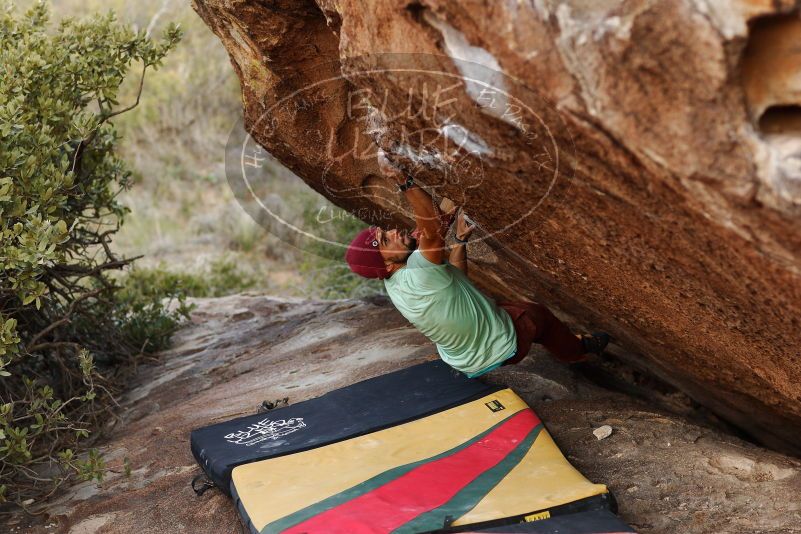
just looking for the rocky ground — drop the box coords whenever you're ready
[5,294,800,533]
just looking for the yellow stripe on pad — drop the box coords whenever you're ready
[454,428,607,525]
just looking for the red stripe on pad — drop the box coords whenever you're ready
[283,409,540,534]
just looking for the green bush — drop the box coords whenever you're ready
[0,2,184,507]
[119,259,260,299]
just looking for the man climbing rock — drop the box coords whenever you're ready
[345,154,609,377]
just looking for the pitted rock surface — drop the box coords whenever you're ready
[191,0,801,454]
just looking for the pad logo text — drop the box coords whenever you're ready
[224,417,306,446]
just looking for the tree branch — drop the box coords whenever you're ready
[102,62,148,122]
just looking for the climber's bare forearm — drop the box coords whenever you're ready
[450,208,474,274]
[377,151,443,262]
[402,185,444,262]
[403,185,439,237]
[449,243,468,275]
[378,151,438,235]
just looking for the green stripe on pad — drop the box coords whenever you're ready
[391,424,543,533]
[261,409,527,534]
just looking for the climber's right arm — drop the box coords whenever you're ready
[403,185,445,264]
[377,152,444,264]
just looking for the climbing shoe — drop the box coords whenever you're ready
[581,332,610,356]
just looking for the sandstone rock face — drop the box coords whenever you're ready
[191,0,801,454]
[8,296,800,533]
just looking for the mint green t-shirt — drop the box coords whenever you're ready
[384,249,517,376]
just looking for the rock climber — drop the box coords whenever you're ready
[344,153,610,378]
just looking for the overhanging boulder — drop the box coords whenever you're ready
[191,0,801,455]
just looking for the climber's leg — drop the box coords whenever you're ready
[499,301,590,365]
[524,302,587,363]
[498,302,610,366]
[497,302,537,367]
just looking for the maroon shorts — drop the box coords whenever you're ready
[497,301,586,366]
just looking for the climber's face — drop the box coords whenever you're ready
[376,227,416,264]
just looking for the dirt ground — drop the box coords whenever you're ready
[5,294,800,533]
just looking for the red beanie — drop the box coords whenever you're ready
[345,227,390,279]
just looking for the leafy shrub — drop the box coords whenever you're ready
[119,258,260,299]
[0,2,183,507]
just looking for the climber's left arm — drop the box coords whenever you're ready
[448,209,475,275]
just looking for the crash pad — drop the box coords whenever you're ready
[190,360,499,493]
[230,388,612,533]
